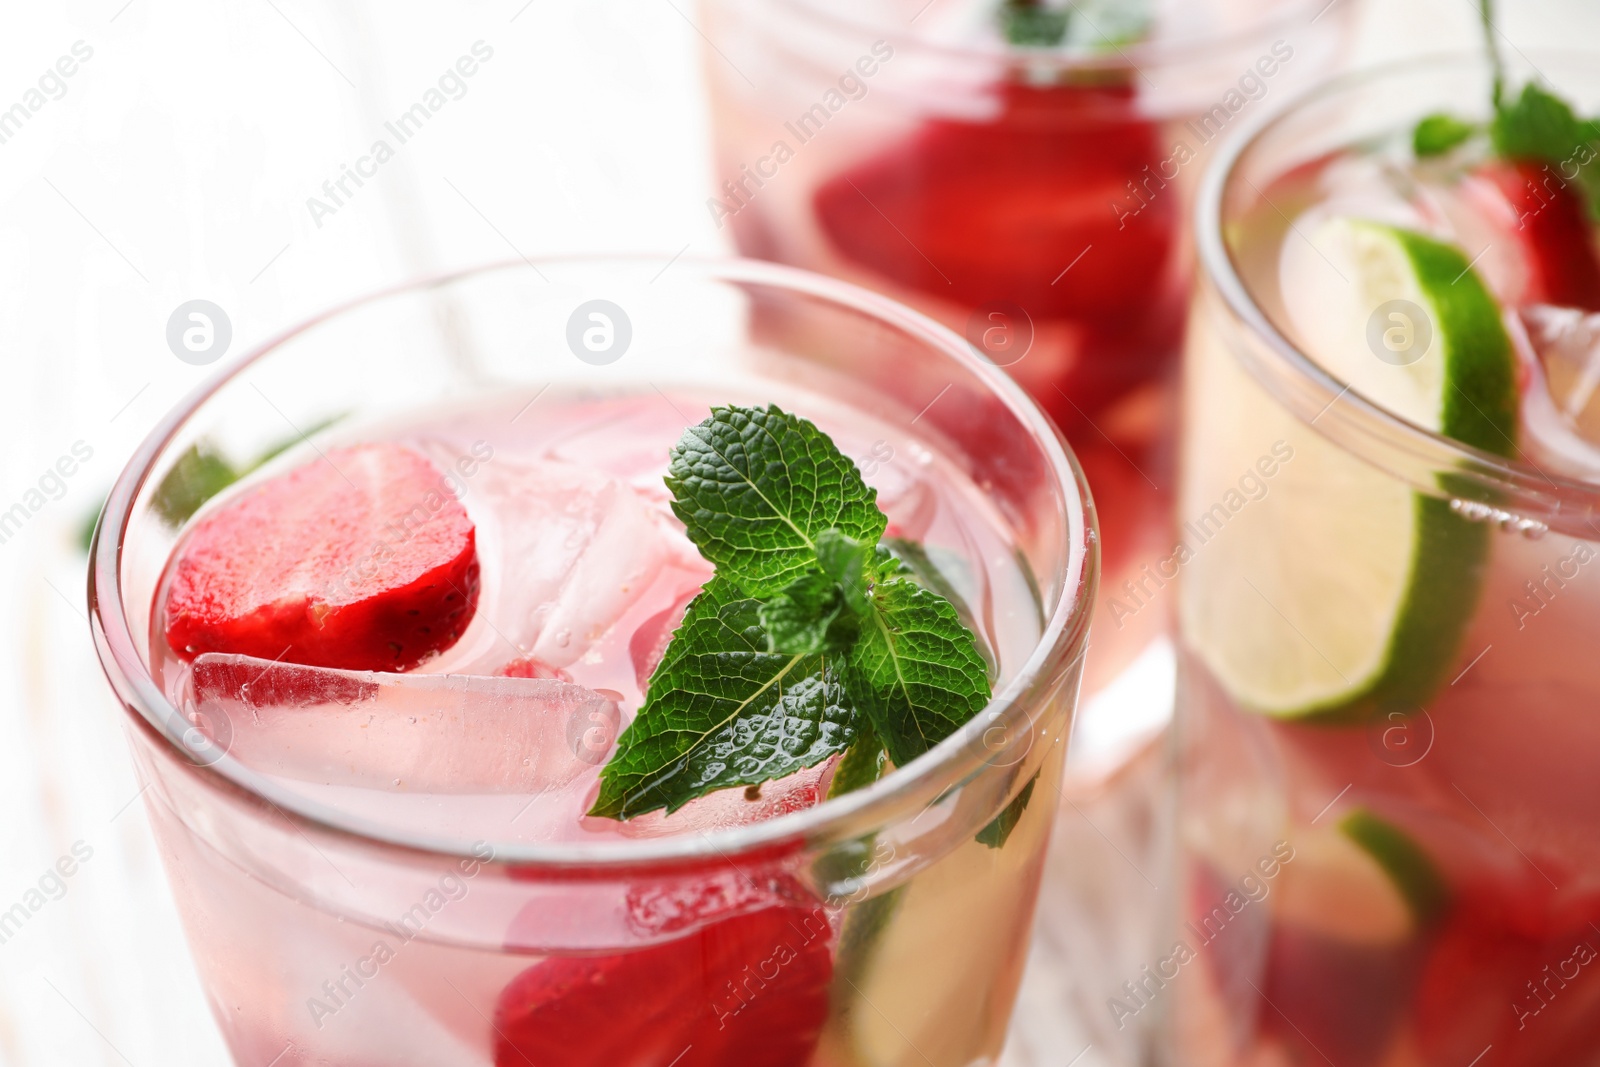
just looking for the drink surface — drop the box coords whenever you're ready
[1170,108,1600,1066]
[152,385,1045,844]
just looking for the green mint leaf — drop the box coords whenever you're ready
[976,774,1038,848]
[1487,82,1600,219]
[834,890,902,987]
[595,403,996,829]
[1468,0,1600,221]
[999,0,1150,49]
[245,413,347,473]
[817,528,874,615]
[759,569,851,656]
[1413,113,1478,157]
[76,504,100,553]
[827,722,889,800]
[133,415,351,540]
[849,553,992,767]
[1491,82,1591,164]
[589,575,857,819]
[999,1,1069,47]
[812,723,890,903]
[151,443,240,528]
[667,405,886,599]
[1065,0,1153,49]
[883,536,1000,678]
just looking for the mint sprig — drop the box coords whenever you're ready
[1491,83,1600,165]
[976,775,1037,848]
[998,0,1151,51]
[1412,3,1600,219]
[591,405,1010,842]
[1000,0,1069,47]
[1492,84,1600,220]
[1413,113,1477,158]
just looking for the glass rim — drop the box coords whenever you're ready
[1197,49,1600,523]
[88,254,1096,874]
[757,0,1335,70]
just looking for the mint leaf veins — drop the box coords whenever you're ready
[589,405,1007,841]
[586,573,857,820]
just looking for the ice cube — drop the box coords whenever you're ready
[1515,306,1600,478]
[467,458,706,670]
[1418,166,1539,308]
[874,457,939,542]
[1288,152,1539,311]
[584,763,829,840]
[188,654,620,794]
[1524,306,1600,436]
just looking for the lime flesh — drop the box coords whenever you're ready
[1181,218,1517,719]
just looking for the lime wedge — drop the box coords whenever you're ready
[1180,218,1517,718]
[833,808,1050,1065]
[1273,823,1413,946]
[1287,219,1518,450]
[1339,809,1448,926]
[1271,810,1445,945]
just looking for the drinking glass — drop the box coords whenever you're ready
[1160,52,1600,1067]
[88,257,1096,1066]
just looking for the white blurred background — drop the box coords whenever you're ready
[0,0,1593,1063]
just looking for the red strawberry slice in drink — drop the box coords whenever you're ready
[498,656,573,682]
[1416,871,1600,1067]
[629,589,699,692]
[494,904,833,1067]
[1465,160,1600,311]
[1261,926,1425,1067]
[814,80,1179,319]
[163,443,480,672]
[811,79,1184,422]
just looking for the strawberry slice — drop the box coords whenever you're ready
[163,443,480,672]
[1416,869,1600,1067]
[811,79,1184,423]
[498,656,573,682]
[1261,926,1424,1067]
[1469,160,1600,311]
[494,904,833,1067]
[813,80,1180,322]
[628,590,698,692]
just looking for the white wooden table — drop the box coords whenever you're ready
[0,1,1577,1062]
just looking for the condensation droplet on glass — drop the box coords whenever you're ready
[555,629,572,648]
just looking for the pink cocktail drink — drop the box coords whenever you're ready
[90,260,1095,1066]
[1155,51,1600,1067]
[699,0,1359,686]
